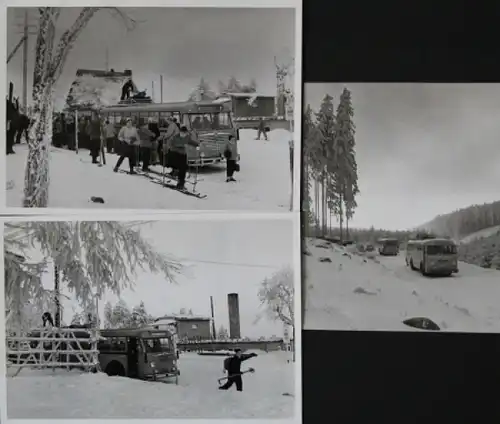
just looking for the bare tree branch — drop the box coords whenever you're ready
[105,7,141,31]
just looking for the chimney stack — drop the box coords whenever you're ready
[227,293,241,339]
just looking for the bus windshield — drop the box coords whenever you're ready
[426,244,457,255]
[189,112,232,130]
[142,337,172,353]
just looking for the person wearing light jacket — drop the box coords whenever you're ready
[113,118,140,174]
[168,125,200,190]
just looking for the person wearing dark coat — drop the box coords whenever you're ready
[219,349,257,392]
[255,118,268,141]
[88,114,102,164]
[168,126,199,190]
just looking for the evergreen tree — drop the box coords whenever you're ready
[131,301,152,327]
[4,221,183,329]
[315,94,336,237]
[218,325,229,340]
[226,76,242,93]
[112,299,131,328]
[333,87,359,240]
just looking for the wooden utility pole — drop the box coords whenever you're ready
[210,296,216,339]
[151,81,155,102]
[22,9,28,110]
[105,47,109,71]
[160,75,163,103]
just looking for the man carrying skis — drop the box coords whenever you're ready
[219,349,257,392]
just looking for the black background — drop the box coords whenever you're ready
[302,1,500,423]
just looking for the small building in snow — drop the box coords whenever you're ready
[155,314,212,341]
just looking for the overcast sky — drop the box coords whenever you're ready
[305,83,500,230]
[7,7,295,110]
[35,219,294,339]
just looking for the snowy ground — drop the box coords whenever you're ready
[7,351,295,419]
[303,237,500,332]
[6,129,292,210]
[460,225,500,244]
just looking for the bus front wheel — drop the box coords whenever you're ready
[105,361,125,377]
[410,259,416,270]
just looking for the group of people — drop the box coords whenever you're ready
[52,112,240,190]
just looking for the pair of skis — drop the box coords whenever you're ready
[117,168,207,199]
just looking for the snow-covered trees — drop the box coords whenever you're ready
[257,266,294,328]
[304,87,359,241]
[103,299,153,328]
[24,7,137,208]
[218,325,229,340]
[4,221,182,329]
[190,76,258,101]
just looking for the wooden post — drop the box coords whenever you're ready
[22,9,28,110]
[210,296,216,339]
[75,110,79,154]
[160,75,163,103]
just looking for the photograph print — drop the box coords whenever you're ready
[6,6,297,211]
[5,217,297,419]
[302,83,500,334]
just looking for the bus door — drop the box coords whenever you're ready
[127,337,139,377]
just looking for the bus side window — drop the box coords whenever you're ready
[182,114,191,129]
[159,112,171,128]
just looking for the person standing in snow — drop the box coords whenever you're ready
[138,122,155,172]
[88,113,102,164]
[104,119,116,153]
[219,349,257,392]
[168,126,200,190]
[162,116,180,171]
[114,118,140,174]
[255,118,268,141]
[223,134,239,182]
[148,117,161,165]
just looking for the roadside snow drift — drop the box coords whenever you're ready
[6,129,291,210]
[303,237,500,332]
[7,351,295,419]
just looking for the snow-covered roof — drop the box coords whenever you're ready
[156,314,211,322]
[65,69,137,111]
[223,92,274,99]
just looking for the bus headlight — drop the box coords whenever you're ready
[150,362,156,368]
[200,152,205,158]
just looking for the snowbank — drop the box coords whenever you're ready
[7,352,295,419]
[460,225,500,244]
[303,237,500,333]
[6,129,292,210]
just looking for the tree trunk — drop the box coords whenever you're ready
[54,265,61,327]
[346,214,350,240]
[23,81,53,207]
[339,193,344,243]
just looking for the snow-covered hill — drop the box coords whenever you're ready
[460,225,500,244]
[7,351,295,419]
[303,237,500,333]
[6,129,292,210]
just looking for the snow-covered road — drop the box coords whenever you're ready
[6,129,292,211]
[7,351,296,419]
[303,238,500,332]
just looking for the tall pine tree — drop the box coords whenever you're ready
[315,94,336,237]
[332,87,359,240]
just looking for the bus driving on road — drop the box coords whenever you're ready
[405,238,459,276]
[377,238,400,256]
[101,101,238,167]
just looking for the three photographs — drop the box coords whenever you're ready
[3,3,302,423]
[302,83,500,333]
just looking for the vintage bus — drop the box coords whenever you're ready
[405,238,459,276]
[100,101,238,167]
[11,327,179,384]
[376,238,400,256]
